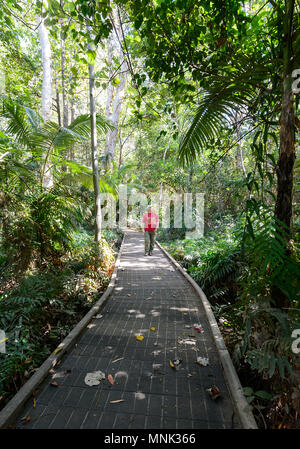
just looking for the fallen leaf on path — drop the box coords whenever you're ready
[127,294,131,296]
[84,371,105,386]
[177,337,196,346]
[53,347,63,355]
[136,335,144,341]
[110,399,124,404]
[21,416,31,425]
[169,360,176,370]
[50,381,59,387]
[196,357,209,366]
[193,323,204,333]
[189,334,196,338]
[150,327,156,331]
[173,359,182,367]
[206,385,221,400]
[108,374,114,385]
[112,357,124,363]
[33,397,36,408]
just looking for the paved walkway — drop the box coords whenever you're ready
[13,231,241,429]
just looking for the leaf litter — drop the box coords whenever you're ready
[206,385,221,400]
[84,370,105,386]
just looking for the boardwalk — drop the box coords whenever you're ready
[10,231,245,429]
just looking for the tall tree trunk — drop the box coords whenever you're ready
[37,6,53,189]
[55,80,61,127]
[60,18,68,128]
[273,0,296,308]
[105,13,128,167]
[69,98,75,160]
[104,34,114,166]
[106,59,127,165]
[88,30,101,242]
[234,111,247,177]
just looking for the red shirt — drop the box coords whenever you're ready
[142,212,159,231]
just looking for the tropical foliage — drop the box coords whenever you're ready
[0,0,299,429]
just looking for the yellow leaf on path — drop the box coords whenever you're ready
[53,347,63,355]
[169,360,176,370]
[136,335,144,341]
[150,327,156,331]
[127,294,131,297]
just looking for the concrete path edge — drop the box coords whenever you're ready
[0,233,126,429]
[155,239,258,430]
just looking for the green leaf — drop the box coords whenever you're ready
[243,387,254,396]
[254,390,273,400]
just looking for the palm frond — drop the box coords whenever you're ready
[179,63,271,165]
[68,113,113,138]
[60,170,116,196]
[24,106,41,131]
[1,99,34,149]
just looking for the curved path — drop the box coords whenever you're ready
[4,231,256,429]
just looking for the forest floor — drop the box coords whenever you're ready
[0,229,122,412]
[160,233,300,430]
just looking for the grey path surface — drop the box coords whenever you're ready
[13,231,241,429]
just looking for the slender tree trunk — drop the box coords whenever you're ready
[275,3,296,233]
[69,98,75,160]
[88,30,101,242]
[37,7,53,189]
[104,34,114,166]
[106,59,127,165]
[55,82,61,127]
[60,18,68,128]
[273,0,296,308]
[105,13,128,167]
[234,111,247,177]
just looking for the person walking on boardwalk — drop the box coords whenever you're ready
[142,205,159,256]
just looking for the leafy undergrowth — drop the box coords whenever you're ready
[160,218,300,429]
[0,228,122,411]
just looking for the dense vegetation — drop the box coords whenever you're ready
[0,0,299,429]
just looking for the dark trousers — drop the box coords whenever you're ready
[144,230,156,253]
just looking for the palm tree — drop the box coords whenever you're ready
[178,1,298,309]
[1,99,112,190]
